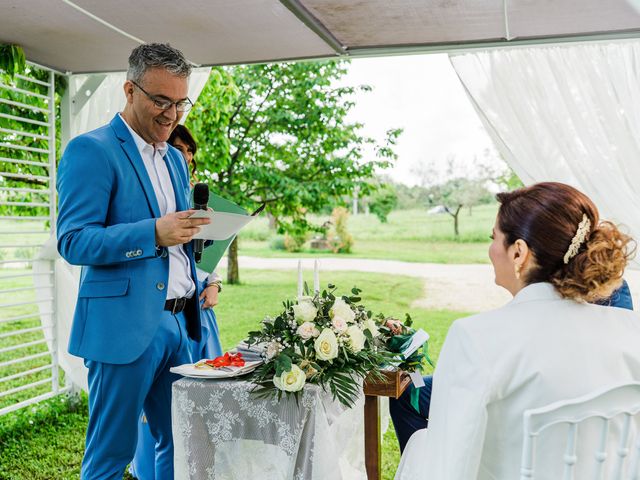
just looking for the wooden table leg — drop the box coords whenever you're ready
[364,394,381,480]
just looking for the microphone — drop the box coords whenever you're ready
[193,183,209,263]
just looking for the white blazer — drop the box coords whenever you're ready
[396,282,640,480]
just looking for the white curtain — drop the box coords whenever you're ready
[450,41,640,256]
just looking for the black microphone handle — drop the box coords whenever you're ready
[193,202,208,263]
[194,240,204,263]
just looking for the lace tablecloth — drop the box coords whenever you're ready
[172,377,366,480]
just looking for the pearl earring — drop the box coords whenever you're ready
[515,264,521,280]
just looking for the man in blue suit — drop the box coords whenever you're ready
[57,43,210,479]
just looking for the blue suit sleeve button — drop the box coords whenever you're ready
[136,249,143,256]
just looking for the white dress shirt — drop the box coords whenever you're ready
[396,282,640,480]
[120,114,195,300]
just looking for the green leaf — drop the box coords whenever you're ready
[274,354,292,376]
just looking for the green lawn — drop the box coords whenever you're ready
[236,205,496,264]
[0,269,470,480]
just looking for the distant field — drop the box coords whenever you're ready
[236,204,497,264]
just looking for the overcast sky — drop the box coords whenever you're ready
[341,53,505,186]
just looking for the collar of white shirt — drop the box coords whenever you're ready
[118,113,168,158]
[510,282,562,306]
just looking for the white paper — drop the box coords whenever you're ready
[409,370,425,388]
[402,329,430,359]
[189,210,254,241]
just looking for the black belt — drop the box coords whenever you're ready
[164,296,190,314]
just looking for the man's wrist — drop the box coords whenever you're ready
[206,280,222,293]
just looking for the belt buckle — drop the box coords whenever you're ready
[172,297,184,315]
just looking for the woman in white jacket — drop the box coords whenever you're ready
[396,182,637,480]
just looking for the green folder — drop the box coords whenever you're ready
[196,191,248,273]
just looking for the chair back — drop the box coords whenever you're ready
[521,382,640,480]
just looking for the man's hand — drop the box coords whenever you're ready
[200,284,219,309]
[155,210,211,247]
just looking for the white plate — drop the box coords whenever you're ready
[171,360,263,379]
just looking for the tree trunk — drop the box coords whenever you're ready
[227,236,240,284]
[453,205,462,237]
[267,212,277,230]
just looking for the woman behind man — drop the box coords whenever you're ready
[396,182,639,479]
[130,124,223,480]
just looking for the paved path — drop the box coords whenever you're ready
[239,256,640,312]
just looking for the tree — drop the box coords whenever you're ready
[426,178,492,237]
[496,166,524,191]
[368,182,397,223]
[187,61,401,283]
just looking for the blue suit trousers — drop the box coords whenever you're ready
[81,310,192,480]
[389,376,433,453]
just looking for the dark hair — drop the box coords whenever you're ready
[127,43,191,84]
[496,182,634,302]
[168,124,198,177]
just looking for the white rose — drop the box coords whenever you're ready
[331,316,348,333]
[265,341,282,361]
[297,321,320,340]
[273,364,306,392]
[363,318,380,338]
[292,300,318,324]
[330,298,356,323]
[346,325,366,353]
[314,328,339,361]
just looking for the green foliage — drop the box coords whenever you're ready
[368,183,398,223]
[269,234,286,251]
[0,393,87,480]
[0,44,26,78]
[328,206,353,253]
[496,166,524,191]
[0,63,66,218]
[283,231,307,252]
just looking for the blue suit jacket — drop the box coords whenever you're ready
[57,115,202,364]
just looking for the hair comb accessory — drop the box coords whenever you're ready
[563,214,591,264]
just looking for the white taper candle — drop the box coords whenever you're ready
[313,259,320,293]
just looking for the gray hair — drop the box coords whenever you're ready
[127,43,191,84]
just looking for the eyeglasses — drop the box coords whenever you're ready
[131,81,193,112]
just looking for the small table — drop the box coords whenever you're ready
[172,377,366,479]
[363,370,412,480]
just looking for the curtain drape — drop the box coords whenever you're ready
[450,42,640,263]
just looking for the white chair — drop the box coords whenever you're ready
[521,382,640,480]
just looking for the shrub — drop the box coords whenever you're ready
[328,207,353,253]
[284,232,308,252]
[269,235,286,251]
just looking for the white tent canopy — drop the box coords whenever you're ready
[3,0,640,74]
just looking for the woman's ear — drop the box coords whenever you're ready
[511,239,531,268]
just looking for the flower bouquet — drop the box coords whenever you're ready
[246,284,394,407]
[378,314,433,372]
